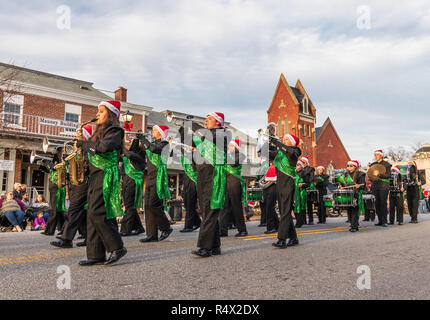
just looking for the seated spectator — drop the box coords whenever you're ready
[30,194,50,222]
[22,192,30,207]
[12,183,22,200]
[32,211,46,231]
[0,191,26,232]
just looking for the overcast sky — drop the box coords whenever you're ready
[1,0,430,164]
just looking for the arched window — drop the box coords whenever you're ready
[303,97,309,114]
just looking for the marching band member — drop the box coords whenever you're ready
[137,125,173,242]
[262,163,278,234]
[50,124,93,248]
[192,112,230,257]
[370,150,392,227]
[220,139,247,237]
[120,137,146,236]
[41,147,66,236]
[406,161,425,223]
[269,134,301,249]
[389,166,405,225]
[337,160,366,232]
[300,156,315,225]
[76,101,127,266]
[255,160,270,228]
[294,160,307,228]
[314,165,329,224]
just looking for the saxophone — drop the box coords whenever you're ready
[53,146,68,188]
[65,118,97,185]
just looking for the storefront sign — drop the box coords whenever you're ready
[39,117,79,129]
[0,160,15,171]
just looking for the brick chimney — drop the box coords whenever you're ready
[115,86,127,102]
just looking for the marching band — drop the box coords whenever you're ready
[36,100,427,265]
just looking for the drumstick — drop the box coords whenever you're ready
[341,184,365,189]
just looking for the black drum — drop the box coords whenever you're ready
[363,194,376,211]
[307,190,319,204]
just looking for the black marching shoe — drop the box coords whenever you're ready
[308,221,314,225]
[363,219,369,221]
[374,222,383,226]
[79,258,106,266]
[286,238,299,247]
[349,228,357,232]
[264,229,277,234]
[41,231,53,236]
[105,247,127,265]
[119,232,131,237]
[50,239,73,248]
[139,236,158,243]
[56,235,63,240]
[211,247,221,256]
[134,228,145,235]
[272,239,287,249]
[257,223,267,227]
[77,234,85,240]
[192,248,212,257]
[192,224,200,231]
[159,228,173,241]
[180,228,194,233]
[76,241,86,247]
[388,222,394,225]
[381,223,388,227]
[235,231,248,237]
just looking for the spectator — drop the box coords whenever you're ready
[0,191,26,232]
[20,184,27,197]
[12,183,22,200]
[32,211,46,231]
[22,192,30,207]
[30,194,50,222]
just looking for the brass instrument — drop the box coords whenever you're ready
[167,136,193,151]
[30,150,53,164]
[367,164,386,182]
[258,175,275,189]
[65,118,97,185]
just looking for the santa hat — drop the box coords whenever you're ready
[265,164,277,181]
[153,125,169,140]
[207,112,225,128]
[301,156,309,166]
[98,100,121,118]
[409,161,417,168]
[229,139,242,151]
[284,134,300,147]
[317,165,325,171]
[347,160,360,168]
[374,149,384,156]
[81,125,93,140]
[297,160,305,168]
[392,166,401,173]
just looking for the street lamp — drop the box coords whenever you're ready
[123,110,133,123]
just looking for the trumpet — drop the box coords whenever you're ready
[30,150,53,164]
[166,111,195,124]
[258,122,277,138]
[167,136,193,150]
[124,130,151,137]
[42,137,75,154]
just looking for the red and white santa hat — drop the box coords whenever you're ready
[347,160,360,168]
[301,156,309,166]
[297,160,305,168]
[284,134,300,147]
[98,100,121,118]
[392,165,402,173]
[408,161,417,168]
[265,164,277,181]
[153,125,169,140]
[229,139,242,151]
[317,165,325,171]
[81,125,93,140]
[207,112,225,128]
[374,149,384,156]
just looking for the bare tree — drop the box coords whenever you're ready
[386,146,413,162]
[0,61,25,105]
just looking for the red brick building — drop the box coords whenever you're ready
[0,62,151,196]
[267,73,317,166]
[315,117,350,172]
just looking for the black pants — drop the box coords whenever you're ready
[86,171,124,260]
[263,184,279,231]
[407,187,419,221]
[373,188,389,224]
[277,175,297,241]
[46,182,65,235]
[220,175,247,234]
[317,193,326,223]
[389,193,404,223]
[121,175,144,234]
[305,200,314,224]
[62,182,87,241]
[295,210,306,228]
[144,184,170,238]
[347,206,359,229]
[260,198,267,225]
[183,180,200,229]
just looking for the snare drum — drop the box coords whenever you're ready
[362,194,376,211]
[307,190,319,204]
[323,194,333,207]
[333,189,356,208]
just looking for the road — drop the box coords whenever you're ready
[1,214,430,300]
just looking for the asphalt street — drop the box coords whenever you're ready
[1,213,430,300]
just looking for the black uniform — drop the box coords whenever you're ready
[314,173,329,223]
[302,166,315,224]
[181,155,200,231]
[389,173,404,224]
[256,162,270,227]
[370,160,392,225]
[220,150,247,236]
[195,128,229,251]
[120,138,146,235]
[406,165,425,223]
[139,137,172,239]
[61,180,88,242]
[269,139,301,242]
[295,168,308,228]
[339,170,366,230]
[78,125,125,261]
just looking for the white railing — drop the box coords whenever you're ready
[0,112,76,139]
